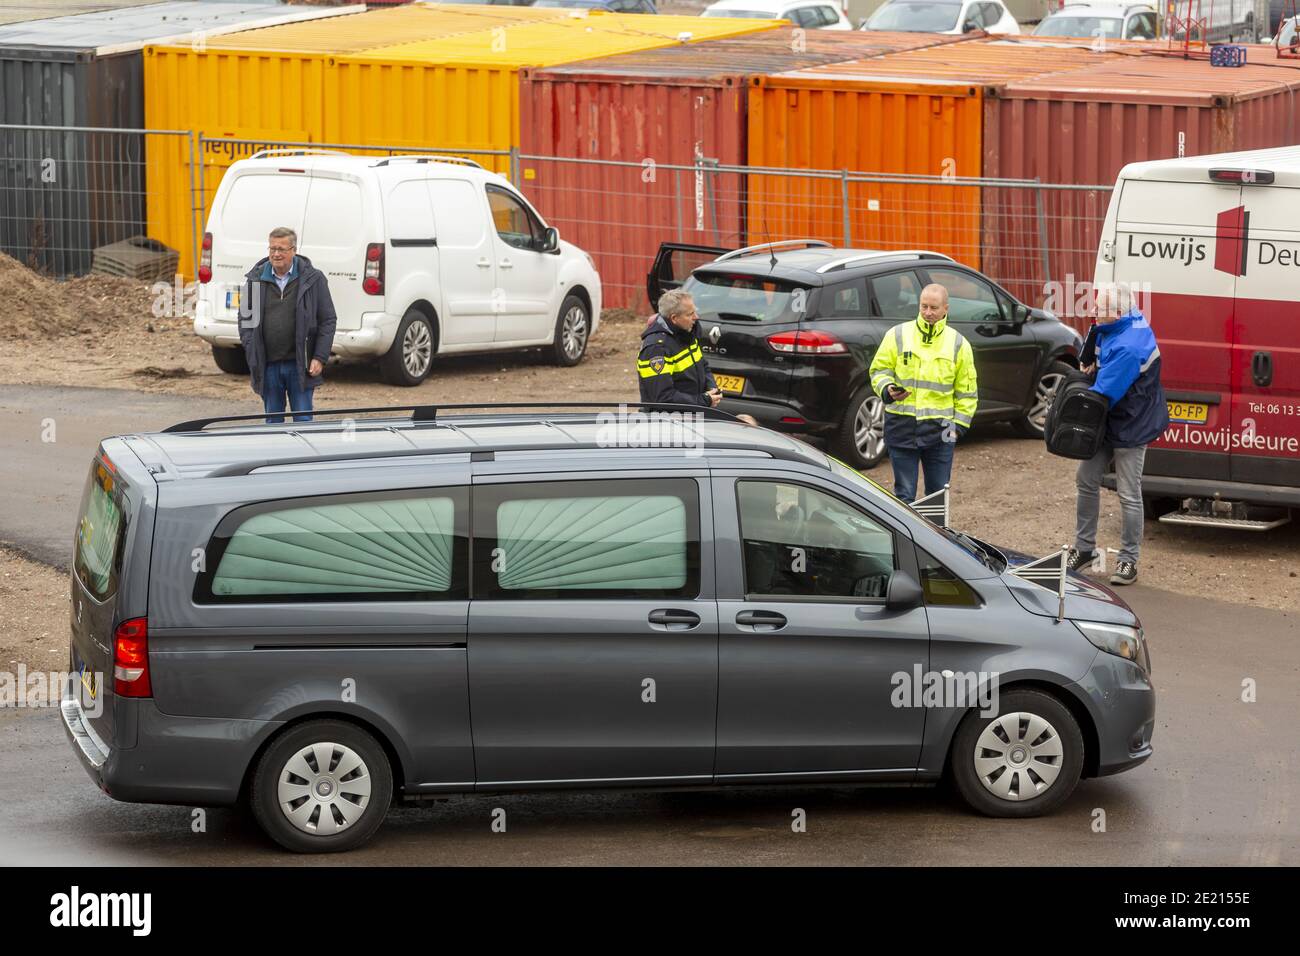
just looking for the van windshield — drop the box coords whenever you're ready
[74,460,126,601]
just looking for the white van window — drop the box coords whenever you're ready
[486,185,542,251]
[221,174,310,238]
[429,179,486,248]
[302,177,363,252]
[385,179,436,242]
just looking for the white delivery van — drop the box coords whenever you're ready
[194,150,602,386]
[1093,145,1300,529]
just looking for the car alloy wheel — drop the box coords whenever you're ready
[854,395,885,462]
[973,711,1065,801]
[403,319,433,379]
[561,304,589,361]
[1026,369,1068,432]
[277,741,374,836]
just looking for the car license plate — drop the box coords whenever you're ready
[225,289,240,310]
[714,374,745,395]
[1167,401,1208,424]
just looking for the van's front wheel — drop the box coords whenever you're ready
[380,309,435,386]
[551,294,590,366]
[251,719,393,853]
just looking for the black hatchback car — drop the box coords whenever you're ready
[647,241,1084,469]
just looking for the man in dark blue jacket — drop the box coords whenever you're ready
[1068,285,1169,585]
[638,290,722,409]
[238,227,337,424]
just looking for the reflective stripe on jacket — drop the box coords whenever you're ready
[869,314,978,448]
[637,315,717,407]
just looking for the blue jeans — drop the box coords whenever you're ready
[262,359,314,424]
[888,441,955,503]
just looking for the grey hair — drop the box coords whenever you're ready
[921,282,949,304]
[1094,281,1133,316]
[268,226,297,247]
[657,289,695,320]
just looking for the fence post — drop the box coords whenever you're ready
[674,168,683,243]
[187,130,200,281]
[509,146,519,185]
[703,158,720,246]
[1034,177,1051,289]
[841,169,851,247]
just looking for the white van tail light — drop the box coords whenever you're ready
[767,330,848,355]
[1209,169,1274,185]
[363,243,384,295]
[198,232,212,284]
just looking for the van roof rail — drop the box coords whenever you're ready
[163,401,740,433]
[248,148,350,160]
[371,154,485,170]
[714,239,833,263]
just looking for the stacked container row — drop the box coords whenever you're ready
[143,6,784,276]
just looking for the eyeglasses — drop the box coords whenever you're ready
[268,246,294,255]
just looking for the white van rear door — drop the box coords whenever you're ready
[301,172,367,332]
[211,170,310,321]
[383,176,440,335]
[429,178,498,347]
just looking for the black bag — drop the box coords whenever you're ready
[1044,372,1110,460]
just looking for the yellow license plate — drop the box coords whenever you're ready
[225,289,240,310]
[1167,401,1208,424]
[714,374,746,395]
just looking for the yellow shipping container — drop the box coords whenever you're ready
[145,8,781,276]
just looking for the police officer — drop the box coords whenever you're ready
[868,283,978,503]
[638,290,721,408]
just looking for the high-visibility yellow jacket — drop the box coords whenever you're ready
[869,314,978,448]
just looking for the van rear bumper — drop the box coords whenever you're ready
[194,311,401,359]
[61,691,277,808]
[1105,472,1300,507]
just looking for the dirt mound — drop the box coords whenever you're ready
[0,252,158,341]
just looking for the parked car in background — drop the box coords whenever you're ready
[1032,4,1159,40]
[195,151,601,387]
[1164,0,1261,41]
[646,240,1082,469]
[862,0,1020,33]
[702,0,854,28]
[534,0,657,11]
[1272,12,1298,45]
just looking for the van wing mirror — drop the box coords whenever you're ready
[885,571,924,610]
[540,226,560,254]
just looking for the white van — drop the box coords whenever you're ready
[1093,145,1300,529]
[194,150,602,386]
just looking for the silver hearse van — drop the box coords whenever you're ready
[64,405,1154,852]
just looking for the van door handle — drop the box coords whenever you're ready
[1252,351,1273,387]
[476,257,491,269]
[735,609,787,631]
[648,609,700,630]
[499,258,513,269]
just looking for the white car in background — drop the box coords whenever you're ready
[1032,4,1159,40]
[701,0,854,29]
[195,151,601,387]
[862,0,1020,34]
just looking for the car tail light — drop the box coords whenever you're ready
[766,330,848,355]
[198,232,213,284]
[113,617,152,698]
[362,243,384,295]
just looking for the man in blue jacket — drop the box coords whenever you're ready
[1068,285,1169,585]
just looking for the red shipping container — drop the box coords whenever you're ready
[519,29,967,310]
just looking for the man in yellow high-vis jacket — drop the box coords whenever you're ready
[868,284,978,503]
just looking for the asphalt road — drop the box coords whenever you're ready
[1,385,1296,865]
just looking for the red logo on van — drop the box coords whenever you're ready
[1214,205,1250,276]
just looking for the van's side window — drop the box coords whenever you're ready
[197,489,469,602]
[917,547,983,608]
[74,460,128,602]
[737,480,895,600]
[473,479,700,599]
[485,186,543,251]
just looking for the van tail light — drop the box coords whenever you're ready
[362,243,385,295]
[1209,168,1274,185]
[767,330,848,355]
[113,617,152,698]
[198,232,213,284]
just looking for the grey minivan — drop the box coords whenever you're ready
[63,405,1154,852]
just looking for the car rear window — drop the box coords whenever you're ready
[684,272,811,323]
[74,460,127,602]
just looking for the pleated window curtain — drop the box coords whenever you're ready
[211,497,456,597]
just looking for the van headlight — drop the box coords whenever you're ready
[1073,621,1150,673]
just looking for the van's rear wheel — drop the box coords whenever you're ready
[551,294,590,366]
[250,719,392,853]
[1013,361,1074,438]
[211,344,249,375]
[380,309,435,386]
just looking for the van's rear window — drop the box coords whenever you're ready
[74,461,125,602]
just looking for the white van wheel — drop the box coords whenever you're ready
[551,294,590,366]
[380,309,435,386]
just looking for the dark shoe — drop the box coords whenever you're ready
[1109,561,1137,585]
[1066,548,1098,573]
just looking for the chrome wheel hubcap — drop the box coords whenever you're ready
[277,742,373,835]
[561,306,589,360]
[1027,372,1067,431]
[974,712,1065,801]
[854,396,885,461]
[403,320,433,377]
